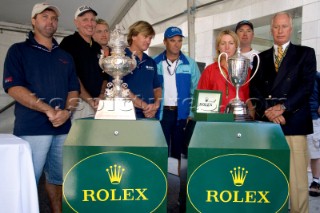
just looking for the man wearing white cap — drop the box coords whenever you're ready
[3,2,80,212]
[60,5,108,119]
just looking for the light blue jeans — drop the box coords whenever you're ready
[20,135,66,185]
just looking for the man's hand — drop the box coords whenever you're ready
[86,98,98,111]
[265,104,286,125]
[93,97,102,110]
[143,103,159,118]
[45,107,57,121]
[48,107,70,127]
[271,115,286,125]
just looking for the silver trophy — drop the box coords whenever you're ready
[95,25,137,120]
[218,47,259,121]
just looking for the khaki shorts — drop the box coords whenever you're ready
[72,100,96,121]
[307,119,320,159]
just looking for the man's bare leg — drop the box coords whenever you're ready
[45,182,62,213]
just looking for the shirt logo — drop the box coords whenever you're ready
[4,76,13,83]
[59,58,69,64]
[145,65,154,71]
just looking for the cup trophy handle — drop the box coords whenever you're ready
[242,53,260,86]
[218,52,233,85]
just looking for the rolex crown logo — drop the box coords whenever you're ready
[230,166,248,187]
[106,164,125,185]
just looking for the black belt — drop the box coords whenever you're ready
[164,106,177,111]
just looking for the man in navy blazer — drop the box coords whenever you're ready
[250,12,316,213]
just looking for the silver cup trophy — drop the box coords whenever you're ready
[218,47,259,121]
[94,25,137,120]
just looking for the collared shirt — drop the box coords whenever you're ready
[273,41,290,58]
[123,48,160,118]
[154,51,200,120]
[162,59,178,106]
[60,31,107,97]
[3,31,80,136]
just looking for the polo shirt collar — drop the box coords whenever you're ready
[27,31,59,52]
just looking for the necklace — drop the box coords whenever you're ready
[165,57,179,76]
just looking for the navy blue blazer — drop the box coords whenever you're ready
[250,43,316,135]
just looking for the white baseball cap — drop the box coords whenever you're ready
[74,5,97,19]
[31,2,61,18]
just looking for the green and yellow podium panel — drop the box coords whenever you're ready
[63,119,167,212]
[187,121,289,213]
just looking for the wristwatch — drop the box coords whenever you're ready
[280,104,286,111]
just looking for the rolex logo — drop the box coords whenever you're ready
[230,167,248,187]
[106,164,125,184]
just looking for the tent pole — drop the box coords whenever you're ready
[187,0,196,58]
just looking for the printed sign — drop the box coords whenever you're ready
[63,151,167,212]
[187,154,289,212]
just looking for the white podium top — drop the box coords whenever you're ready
[0,134,39,213]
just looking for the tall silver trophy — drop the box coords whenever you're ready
[94,25,137,120]
[218,47,259,121]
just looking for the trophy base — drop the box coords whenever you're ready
[94,98,136,120]
[225,102,253,122]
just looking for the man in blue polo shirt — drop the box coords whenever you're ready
[123,21,162,119]
[3,3,80,212]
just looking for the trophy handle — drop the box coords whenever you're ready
[242,53,260,86]
[98,49,105,69]
[130,51,137,71]
[218,52,233,85]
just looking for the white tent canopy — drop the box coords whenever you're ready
[0,0,221,33]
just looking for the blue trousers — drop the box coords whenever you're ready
[160,109,187,159]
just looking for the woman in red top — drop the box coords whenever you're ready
[197,30,251,113]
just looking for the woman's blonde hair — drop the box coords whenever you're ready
[214,30,239,61]
[127,20,155,46]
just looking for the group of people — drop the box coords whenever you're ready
[2,2,319,213]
